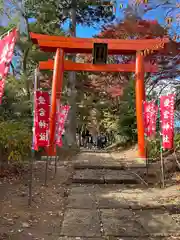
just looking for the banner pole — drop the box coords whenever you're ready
[28,67,38,206]
[160,143,165,188]
[159,98,165,188]
[145,138,149,178]
[143,101,149,178]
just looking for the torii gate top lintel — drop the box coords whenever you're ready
[30,32,169,159]
[30,32,169,54]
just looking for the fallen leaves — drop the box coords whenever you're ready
[0,160,73,239]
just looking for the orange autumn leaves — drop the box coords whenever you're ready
[140,38,166,57]
[99,19,167,40]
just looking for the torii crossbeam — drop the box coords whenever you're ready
[39,59,158,72]
[30,32,169,159]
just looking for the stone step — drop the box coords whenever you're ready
[74,162,125,170]
[74,159,146,170]
[72,169,139,184]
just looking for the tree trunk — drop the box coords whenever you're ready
[65,0,77,147]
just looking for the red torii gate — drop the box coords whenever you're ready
[30,32,169,159]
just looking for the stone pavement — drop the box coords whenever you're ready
[59,152,180,240]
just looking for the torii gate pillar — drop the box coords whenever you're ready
[135,53,146,158]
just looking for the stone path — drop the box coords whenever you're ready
[59,152,180,240]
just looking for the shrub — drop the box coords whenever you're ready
[146,137,161,159]
[0,120,32,170]
[174,133,180,148]
[147,133,180,160]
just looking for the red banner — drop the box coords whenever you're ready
[55,104,70,147]
[160,94,175,149]
[34,91,50,148]
[143,101,158,137]
[0,28,17,103]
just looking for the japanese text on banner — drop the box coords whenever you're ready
[160,94,175,149]
[35,91,50,148]
[56,105,70,147]
[0,28,17,103]
[143,101,158,137]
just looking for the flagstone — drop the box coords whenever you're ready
[100,209,147,237]
[104,170,138,184]
[135,210,180,235]
[61,209,101,237]
[67,193,97,209]
[73,169,104,184]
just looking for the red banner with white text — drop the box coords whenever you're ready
[143,101,158,137]
[160,94,175,149]
[55,104,70,147]
[34,91,50,148]
[0,28,17,103]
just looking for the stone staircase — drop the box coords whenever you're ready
[72,152,148,185]
[59,151,180,239]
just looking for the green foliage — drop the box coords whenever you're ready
[0,76,32,167]
[174,134,180,148]
[146,137,161,159]
[0,0,3,15]
[0,76,32,122]
[117,79,137,143]
[24,0,114,28]
[147,134,180,160]
[0,121,31,163]
[100,110,118,132]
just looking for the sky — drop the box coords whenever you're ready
[63,21,100,38]
[62,0,124,37]
[2,0,179,39]
[62,0,128,37]
[28,16,102,37]
[61,0,179,38]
